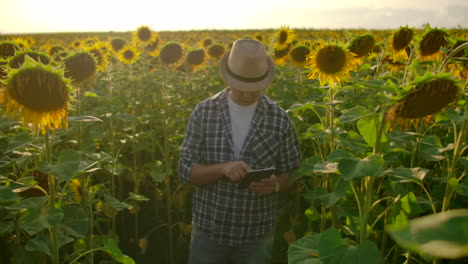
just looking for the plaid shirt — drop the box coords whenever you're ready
[178,88,301,246]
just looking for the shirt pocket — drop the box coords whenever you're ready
[249,129,282,168]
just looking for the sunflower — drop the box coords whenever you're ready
[207,44,225,59]
[134,25,157,47]
[145,36,161,57]
[254,33,264,42]
[9,50,51,69]
[274,26,296,50]
[0,41,19,59]
[71,39,83,50]
[386,72,460,129]
[47,45,66,57]
[305,42,359,88]
[201,38,213,49]
[110,38,127,53]
[186,49,205,67]
[273,44,291,65]
[2,58,72,134]
[63,51,97,83]
[418,28,451,61]
[118,45,141,65]
[347,33,375,61]
[159,42,183,65]
[85,44,109,72]
[389,26,414,62]
[289,44,310,68]
[69,178,83,204]
[12,38,30,50]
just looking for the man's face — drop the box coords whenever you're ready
[228,87,262,106]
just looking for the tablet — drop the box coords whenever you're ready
[238,168,277,188]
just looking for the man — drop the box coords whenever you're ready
[178,39,301,264]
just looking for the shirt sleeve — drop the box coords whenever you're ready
[178,104,203,184]
[275,115,301,173]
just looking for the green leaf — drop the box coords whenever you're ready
[288,234,322,264]
[19,208,64,235]
[354,240,384,264]
[384,167,429,183]
[319,228,344,257]
[291,156,321,182]
[0,221,14,233]
[149,165,168,183]
[25,231,73,258]
[357,117,387,148]
[104,195,132,211]
[62,204,89,238]
[400,192,424,217]
[419,135,446,161]
[128,192,150,202]
[339,106,371,123]
[38,150,82,181]
[338,155,384,180]
[327,149,352,162]
[7,196,48,211]
[84,91,100,97]
[12,176,37,193]
[104,239,135,264]
[68,115,103,122]
[305,180,348,208]
[0,185,21,205]
[386,209,468,259]
[5,132,33,153]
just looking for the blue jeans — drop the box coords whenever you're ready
[188,227,274,264]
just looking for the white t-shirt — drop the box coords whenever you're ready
[227,95,257,160]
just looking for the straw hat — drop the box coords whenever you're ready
[219,39,275,91]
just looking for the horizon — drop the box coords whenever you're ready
[1,0,467,35]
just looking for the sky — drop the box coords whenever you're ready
[1,0,467,34]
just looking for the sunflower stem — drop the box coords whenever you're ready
[44,129,60,264]
[437,42,468,73]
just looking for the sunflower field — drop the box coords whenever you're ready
[0,24,467,264]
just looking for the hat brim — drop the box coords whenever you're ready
[219,51,276,92]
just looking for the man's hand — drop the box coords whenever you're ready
[222,161,251,182]
[249,175,277,195]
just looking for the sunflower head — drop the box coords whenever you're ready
[9,50,51,69]
[347,33,376,58]
[0,60,7,88]
[386,72,460,128]
[145,36,161,57]
[85,44,109,72]
[159,42,183,65]
[118,45,141,65]
[273,44,291,65]
[254,33,264,42]
[63,51,97,83]
[134,25,156,46]
[201,38,213,49]
[2,57,72,134]
[289,44,310,68]
[186,49,205,66]
[69,179,83,204]
[274,26,296,50]
[305,42,359,88]
[47,45,66,57]
[12,38,31,50]
[0,41,20,59]
[207,44,225,59]
[110,38,127,53]
[418,28,451,61]
[391,26,414,51]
